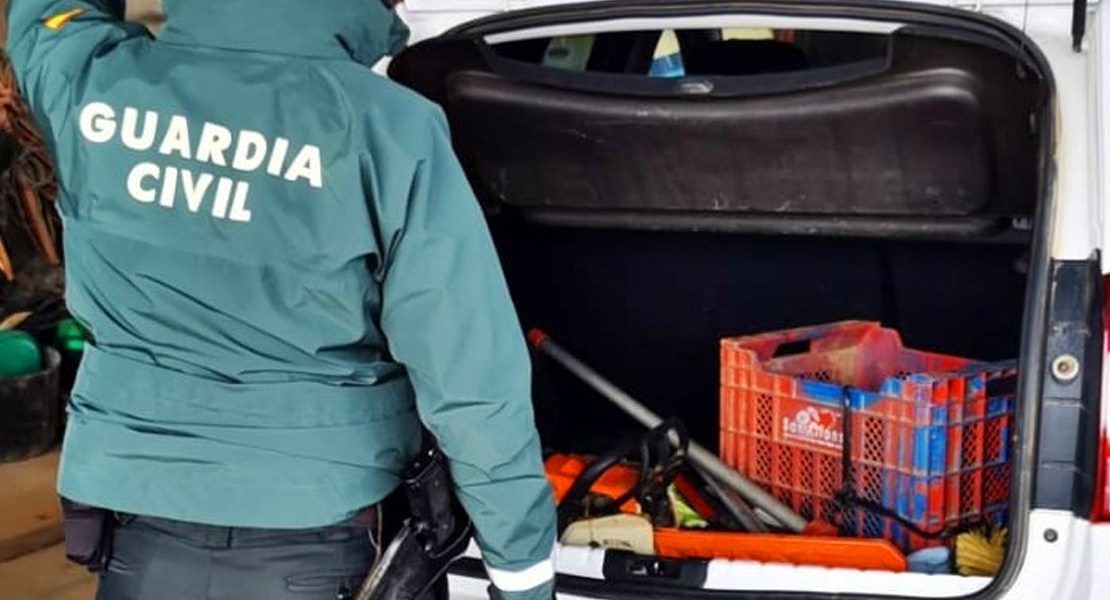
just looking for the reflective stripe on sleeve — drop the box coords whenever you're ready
[485,546,557,592]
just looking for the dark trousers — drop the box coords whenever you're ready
[94,514,376,600]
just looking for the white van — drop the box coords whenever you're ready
[381,1,1110,599]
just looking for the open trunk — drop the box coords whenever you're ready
[391,1,1067,597]
[497,225,1027,454]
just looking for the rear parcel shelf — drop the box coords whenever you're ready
[390,23,1040,240]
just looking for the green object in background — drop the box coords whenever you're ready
[56,318,87,353]
[0,330,42,378]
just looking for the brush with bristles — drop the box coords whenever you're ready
[955,526,1006,577]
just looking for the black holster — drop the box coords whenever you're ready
[60,498,115,572]
[355,446,473,600]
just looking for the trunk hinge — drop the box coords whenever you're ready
[1073,0,1088,52]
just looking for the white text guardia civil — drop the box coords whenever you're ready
[78,102,325,224]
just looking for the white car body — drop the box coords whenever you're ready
[388,1,1110,598]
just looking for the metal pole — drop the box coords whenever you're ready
[528,329,807,533]
[699,468,768,533]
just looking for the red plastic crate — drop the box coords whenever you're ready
[719,321,1014,552]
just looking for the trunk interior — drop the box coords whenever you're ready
[490,219,1027,455]
[391,3,1052,594]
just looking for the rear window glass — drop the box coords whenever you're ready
[491,29,890,77]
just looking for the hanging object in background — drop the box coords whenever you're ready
[0,51,62,283]
[0,228,12,281]
[13,169,60,264]
[542,35,595,72]
[0,309,32,331]
[649,30,685,78]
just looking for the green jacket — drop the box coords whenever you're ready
[6,1,556,597]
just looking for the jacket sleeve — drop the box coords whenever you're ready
[378,110,557,600]
[5,0,143,135]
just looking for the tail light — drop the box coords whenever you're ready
[1098,434,1110,521]
[1098,277,1110,521]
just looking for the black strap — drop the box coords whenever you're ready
[835,387,981,541]
[557,419,690,535]
[838,389,854,536]
[556,436,640,534]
